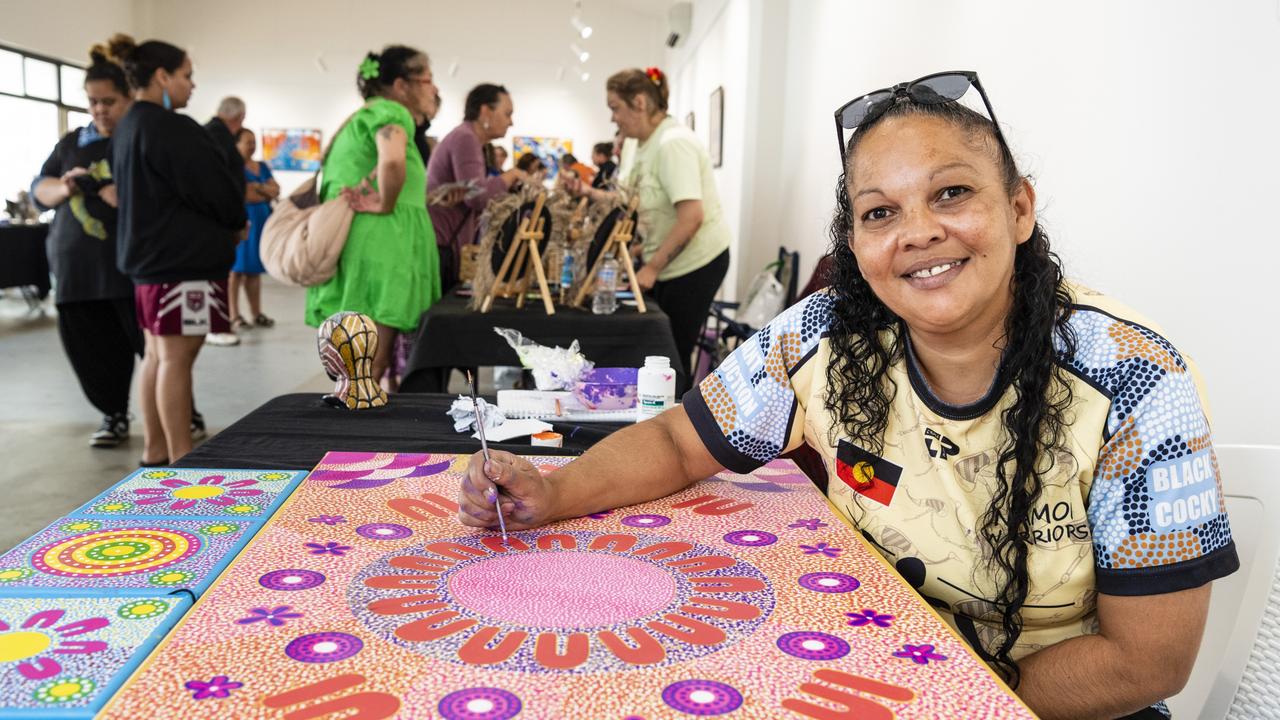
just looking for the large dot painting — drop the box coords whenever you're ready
[96,452,1038,719]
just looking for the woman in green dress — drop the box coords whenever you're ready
[305,45,442,390]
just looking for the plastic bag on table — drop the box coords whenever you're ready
[493,327,594,391]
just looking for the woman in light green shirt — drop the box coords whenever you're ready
[567,67,731,393]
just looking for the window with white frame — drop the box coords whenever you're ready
[0,45,89,208]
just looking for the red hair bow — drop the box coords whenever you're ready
[645,66,664,85]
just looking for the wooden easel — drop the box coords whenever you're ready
[481,192,555,315]
[573,197,646,313]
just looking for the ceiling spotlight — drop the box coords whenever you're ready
[570,43,590,63]
[574,65,591,82]
[570,15,593,39]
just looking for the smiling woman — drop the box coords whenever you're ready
[452,70,1239,720]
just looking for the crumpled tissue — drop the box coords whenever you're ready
[447,395,507,434]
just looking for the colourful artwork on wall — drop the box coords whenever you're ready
[512,136,573,181]
[101,452,1035,719]
[0,594,189,718]
[262,128,323,172]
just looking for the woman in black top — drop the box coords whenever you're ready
[590,141,616,189]
[110,34,245,465]
[32,43,139,448]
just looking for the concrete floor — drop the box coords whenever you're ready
[0,279,424,552]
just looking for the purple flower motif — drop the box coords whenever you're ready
[235,605,303,627]
[304,541,352,556]
[846,609,895,628]
[789,518,829,531]
[307,515,345,525]
[586,510,614,519]
[800,542,843,557]
[185,675,243,700]
[893,643,947,665]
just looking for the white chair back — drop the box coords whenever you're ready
[1165,444,1280,719]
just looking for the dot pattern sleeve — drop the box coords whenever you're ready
[1064,302,1239,595]
[683,293,834,473]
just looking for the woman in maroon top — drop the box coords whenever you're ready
[426,83,528,292]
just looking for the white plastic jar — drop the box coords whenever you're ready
[636,356,676,422]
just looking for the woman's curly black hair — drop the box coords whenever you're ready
[825,97,1077,687]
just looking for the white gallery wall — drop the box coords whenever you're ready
[4,0,664,193]
[665,0,750,301]
[145,0,662,192]
[672,0,1279,446]
[1,0,137,61]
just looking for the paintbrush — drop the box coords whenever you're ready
[466,371,508,543]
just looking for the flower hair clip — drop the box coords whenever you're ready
[645,66,664,85]
[359,55,381,81]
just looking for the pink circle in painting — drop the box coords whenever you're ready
[449,552,676,628]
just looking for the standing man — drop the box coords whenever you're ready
[203,95,247,347]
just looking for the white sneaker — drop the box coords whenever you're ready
[205,332,240,346]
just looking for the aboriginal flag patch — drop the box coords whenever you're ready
[835,440,903,506]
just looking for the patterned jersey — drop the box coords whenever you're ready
[685,282,1239,664]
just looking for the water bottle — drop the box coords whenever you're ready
[592,255,618,315]
[636,356,676,422]
[558,247,575,304]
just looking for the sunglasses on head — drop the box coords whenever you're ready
[833,70,1008,166]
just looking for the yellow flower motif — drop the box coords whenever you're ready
[149,570,194,586]
[226,504,256,515]
[35,677,96,704]
[118,599,170,619]
[200,523,239,535]
[60,520,101,532]
[0,567,32,582]
[257,472,292,482]
[141,470,176,480]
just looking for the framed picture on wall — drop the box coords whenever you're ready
[512,136,573,181]
[685,111,695,130]
[709,86,724,168]
[261,128,322,172]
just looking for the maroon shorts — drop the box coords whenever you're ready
[134,280,230,336]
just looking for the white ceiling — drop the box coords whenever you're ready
[591,0,672,20]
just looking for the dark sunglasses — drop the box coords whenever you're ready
[833,70,1007,166]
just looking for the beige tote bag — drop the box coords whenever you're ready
[259,173,355,287]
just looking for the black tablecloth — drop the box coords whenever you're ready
[174,393,629,471]
[400,293,682,393]
[0,224,50,294]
